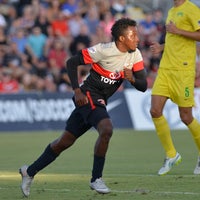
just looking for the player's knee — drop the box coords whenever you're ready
[179,110,193,125]
[98,119,113,137]
[58,140,74,150]
[52,132,77,153]
[99,126,113,142]
[150,107,162,118]
[180,115,193,125]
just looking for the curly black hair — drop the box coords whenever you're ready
[111,18,137,41]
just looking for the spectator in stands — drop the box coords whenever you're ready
[0,48,5,67]
[10,28,28,54]
[0,12,7,28]
[14,5,35,31]
[90,24,111,45]
[20,73,35,92]
[32,57,49,79]
[68,13,86,37]
[69,23,91,55]
[47,39,68,69]
[149,52,161,73]
[2,41,22,68]
[51,10,69,37]
[77,0,97,18]
[84,6,100,35]
[46,0,62,23]
[30,0,41,18]
[110,0,127,17]
[61,0,79,16]
[5,4,18,35]
[99,11,115,39]
[10,0,32,17]
[26,26,47,60]
[96,0,111,20]
[34,4,51,36]
[138,11,157,49]
[20,54,33,73]
[20,58,57,93]
[43,74,57,92]
[0,27,8,51]
[47,38,68,82]
[0,68,20,93]
[0,0,10,20]
[153,8,165,36]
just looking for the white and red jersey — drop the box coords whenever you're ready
[82,42,144,80]
[80,41,144,105]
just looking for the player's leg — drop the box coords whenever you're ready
[19,107,91,197]
[150,69,182,175]
[90,118,113,194]
[88,107,112,194]
[176,70,200,174]
[179,106,200,174]
[92,118,112,175]
[19,131,77,197]
[27,131,77,177]
[150,95,177,157]
[150,95,181,175]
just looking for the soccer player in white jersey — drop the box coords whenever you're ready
[19,17,147,197]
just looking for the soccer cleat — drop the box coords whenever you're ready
[194,156,200,175]
[90,178,110,194]
[158,152,182,175]
[19,165,34,197]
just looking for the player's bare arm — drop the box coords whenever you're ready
[166,21,200,41]
[150,42,164,55]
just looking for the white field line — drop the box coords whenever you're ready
[1,174,200,196]
[0,173,198,178]
[0,187,200,196]
[39,189,200,196]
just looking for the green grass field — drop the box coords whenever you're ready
[0,129,200,200]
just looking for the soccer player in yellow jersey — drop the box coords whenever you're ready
[150,0,200,175]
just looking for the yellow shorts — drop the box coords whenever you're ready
[152,68,195,107]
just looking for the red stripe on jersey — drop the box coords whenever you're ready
[92,63,123,80]
[86,91,96,110]
[82,49,93,64]
[133,61,144,72]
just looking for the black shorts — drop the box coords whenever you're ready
[65,104,110,138]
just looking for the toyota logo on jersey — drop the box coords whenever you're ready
[109,71,121,79]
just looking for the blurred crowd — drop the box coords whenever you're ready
[0,0,199,94]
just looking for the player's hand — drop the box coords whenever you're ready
[124,68,135,84]
[74,88,88,106]
[166,21,180,35]
[150,42,163,55]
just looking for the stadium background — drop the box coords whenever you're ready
[0,0,200,131]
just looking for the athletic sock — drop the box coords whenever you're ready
[188,119,200,154]
[27,144,59,177]
[152,115,176,158]
[91,155,105,182]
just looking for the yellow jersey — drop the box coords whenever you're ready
[160,0,200,71]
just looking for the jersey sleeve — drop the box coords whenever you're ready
[132,49,144,72]
[81,43,104,64]
[190,7,200,31]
